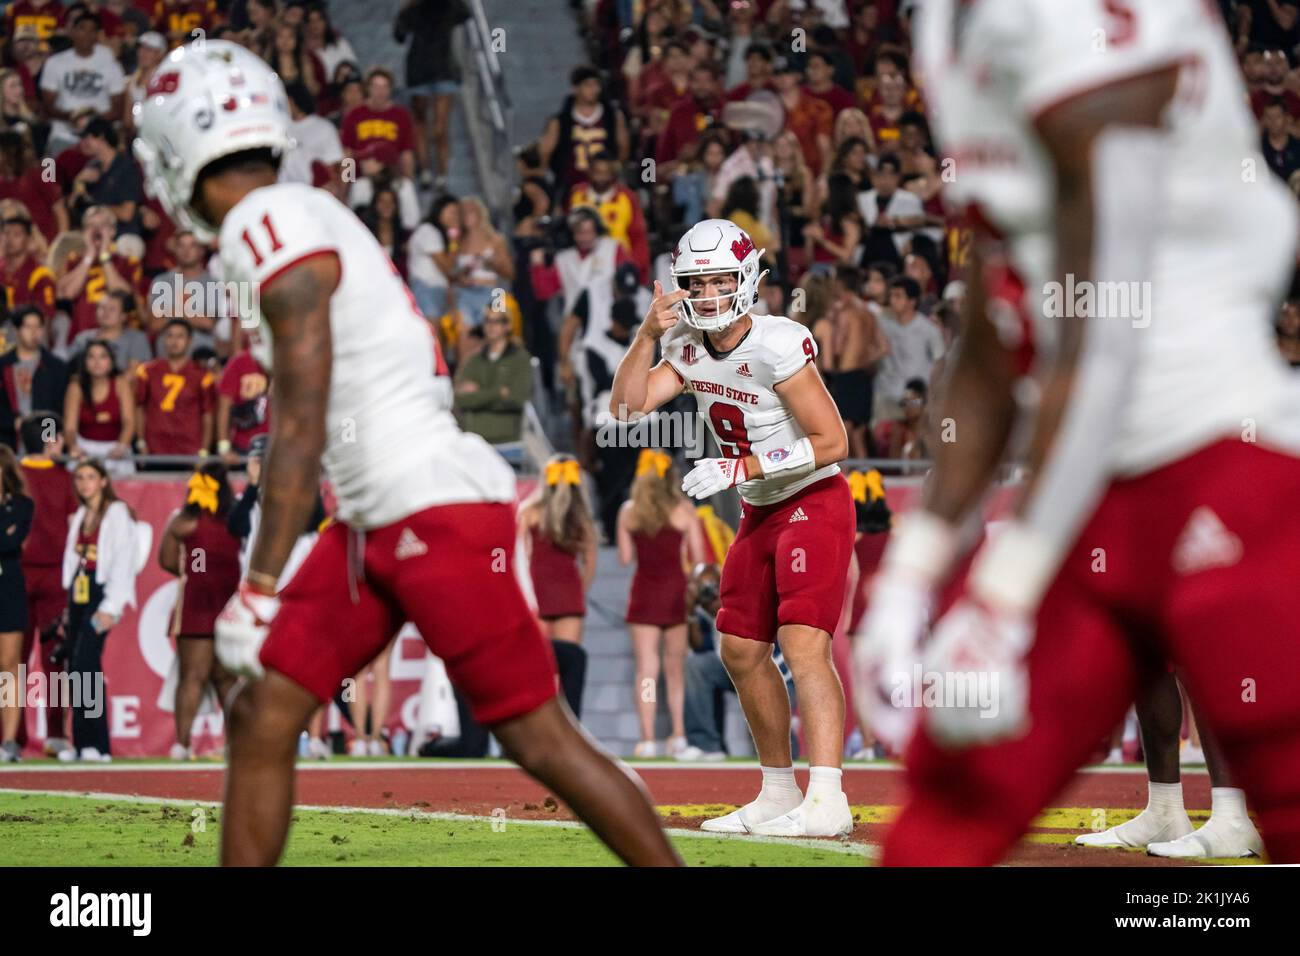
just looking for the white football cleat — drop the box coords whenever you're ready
[676,745,726,761]
[1148,816,1263,859]
[748,791,854,838]
[1180,744,1206,766]
[665,736,688,758]
[308,738,332,760]
[632,741,659,759]
[78,747,111,763]
[1076,807,1193,848]
[348,739,368,757]
[700,790,803,833]
[169,743,191,761]
[1101,748,1125,765]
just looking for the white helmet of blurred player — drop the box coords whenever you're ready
[132,40,292,242]
[670,219,767,332]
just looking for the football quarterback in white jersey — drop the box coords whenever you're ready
[610,218,858,837]
[133,40,679,867]
[855,0,1300,866]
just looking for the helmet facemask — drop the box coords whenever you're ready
[675,256,767,332]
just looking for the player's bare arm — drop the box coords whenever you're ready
[770,362,848,476]
[245,253,339,593]
[608,279,687,418]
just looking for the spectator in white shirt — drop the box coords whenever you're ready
[347,142,421,231]
[40,13,126,156]
[407,194,460,321]
[856,153,925,265]
[710,132,778,235]
[280,81,344,196]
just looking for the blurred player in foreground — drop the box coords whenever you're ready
[610,219,855,837]
[855,0,1300,864]
[133,41,680,867]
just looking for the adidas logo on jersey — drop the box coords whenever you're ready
[1171,507,1242,576]
[736,362,752,377]
[395,527,428,560]
[788,507,809,523]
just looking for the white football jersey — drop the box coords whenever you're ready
[220,182,515,529]
[661,314,839,505]
[917,0,1300,474]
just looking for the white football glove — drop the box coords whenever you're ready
[215,582,279,679]
[851,572,933,754]
[922,597,1032,749]
[682,456,750,499]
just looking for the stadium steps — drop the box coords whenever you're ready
[581,547,754,758]
[330,0,479,197]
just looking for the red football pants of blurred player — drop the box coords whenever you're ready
[883,439,1300,865]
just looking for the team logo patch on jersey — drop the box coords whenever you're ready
[682,343,699,365]
[766,447,790,463]
[788,507,809,523]
[736,362,752,377]
[1171,507,1242,576]
[395,527,428,560]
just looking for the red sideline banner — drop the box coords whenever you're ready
[20,476,1012,757]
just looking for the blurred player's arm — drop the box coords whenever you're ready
[245,253,340,594]
[769,362,848,476]
[609,280,687,418]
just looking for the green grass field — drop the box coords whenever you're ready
[0,793,865,867]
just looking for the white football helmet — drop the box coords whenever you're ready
[670,219,767,332]
[132,40,292,242]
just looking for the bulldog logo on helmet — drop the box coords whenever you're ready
[670,219,768,333]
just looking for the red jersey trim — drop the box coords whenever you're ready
[258,247,342,295]
[1029,57,1188,128]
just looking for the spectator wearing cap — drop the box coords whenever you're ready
[146,230,220,357]
[0,131,67,243]
[340,67,416,181]
[805,47,856,117]
[215,338,270,464]
[134,318,215,460]
[69,117,142,235]
[567,154,650,283]
[39,12,125,156]
[0,306,68,451]
[122,31,167,133]
[279,80,345,194]
[774,57,832,176]
[394,0,469,190]
[69,289,151,373]
[655,61,724,176]
[857,153,925,264]
[453,305,532,445]
[0,207,56,319]
[538,67,630,196]
[347,141,421,231]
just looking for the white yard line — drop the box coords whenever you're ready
[0,787,873,858]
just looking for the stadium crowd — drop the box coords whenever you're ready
[2,0,1300,763]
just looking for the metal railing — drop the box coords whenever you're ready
[458,0,514,222]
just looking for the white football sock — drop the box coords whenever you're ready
[1147,781,1185,815]
[807,766,843,801]
[759,765,800,799]
[1209,787,1248,822]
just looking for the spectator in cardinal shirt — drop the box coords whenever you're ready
[774,57,833,177]
[134,319,215,461]
[4,1,65,50]
[805,47,856,118]
[725,41,775,102]
[0,130,67,244]
[1262,98,1300,181]
[0,208,56,320]
[0,307,69,452]
[634,40,691,145]
[1249,49,1300,121]
[340,67,416,181]
[56,205,146,341]
[566,154,650,283]
[216,343,270,464]
[655,61,724,176]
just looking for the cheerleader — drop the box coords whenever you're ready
[0,446,34,762]
[519,453,597,717]
[618,450,708,758]
[157,461,242,759]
